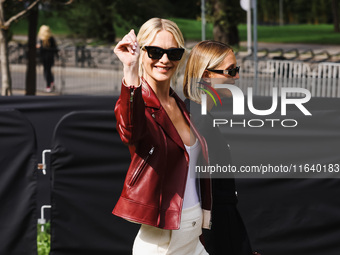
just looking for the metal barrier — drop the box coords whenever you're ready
[316,63,340,97]
[239,60,340,98]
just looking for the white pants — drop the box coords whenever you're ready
[132,203,209,255]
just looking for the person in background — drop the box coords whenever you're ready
[37,25,58,92]
[113,18,211,254]
[183,40,260,255]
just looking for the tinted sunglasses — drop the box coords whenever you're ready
[207,66,240,77]
[143,46,185,61]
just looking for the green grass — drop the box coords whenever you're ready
[11,11,70,36]
[11,13,340,45]
[237,23,340,44]
[169,18,214,41]
[144,19,340,45]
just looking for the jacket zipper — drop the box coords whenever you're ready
[129,146,154,186]
[129,87,134,124]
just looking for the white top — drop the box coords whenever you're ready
[182,139,201,209]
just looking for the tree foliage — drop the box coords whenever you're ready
[257,0,336,25]
[59,0,175,42]
[207,0,244,46]
[2,0,40,40]
[168,0,201,19]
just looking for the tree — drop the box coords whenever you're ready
[0,0,40,96]
[25,4,39,95]
[332,0,340,32]
[208,0,244,46]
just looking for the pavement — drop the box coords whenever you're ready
[12,89,59,96]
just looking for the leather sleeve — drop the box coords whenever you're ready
[114,82,146,145]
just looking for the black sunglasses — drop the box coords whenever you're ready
[207,66,240,77]
[143,46,185,61]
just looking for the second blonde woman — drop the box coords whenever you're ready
[183,40,256,255]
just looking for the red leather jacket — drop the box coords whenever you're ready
[113,80,212,230]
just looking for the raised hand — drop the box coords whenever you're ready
[114,29,140,86]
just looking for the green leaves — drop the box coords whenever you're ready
[59,0,179,43]
[37,222,51,255]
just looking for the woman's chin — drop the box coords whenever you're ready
[154,73,174,82]
[212,78,235,85]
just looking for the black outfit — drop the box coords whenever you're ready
[39,37,58,88]
[185,99,253,255]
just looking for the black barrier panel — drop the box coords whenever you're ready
[0,109,37,255]
[236,179,340,255]
[50,111,139,255]
[210,97,340,255]
[0,96,115,220]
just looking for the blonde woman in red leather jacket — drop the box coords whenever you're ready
[113,18,212,255]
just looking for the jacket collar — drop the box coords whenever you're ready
[141,78,188,151]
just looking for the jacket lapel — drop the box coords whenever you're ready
[142,81,186,151]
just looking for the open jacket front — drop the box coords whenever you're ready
[113,79,212,230]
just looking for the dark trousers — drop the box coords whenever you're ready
[43,61,54,88]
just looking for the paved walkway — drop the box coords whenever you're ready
[12,89,59,96]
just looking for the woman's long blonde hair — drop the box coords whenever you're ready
[136,18,186,86]
[183,40,233,103]
[38,25,52,47]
